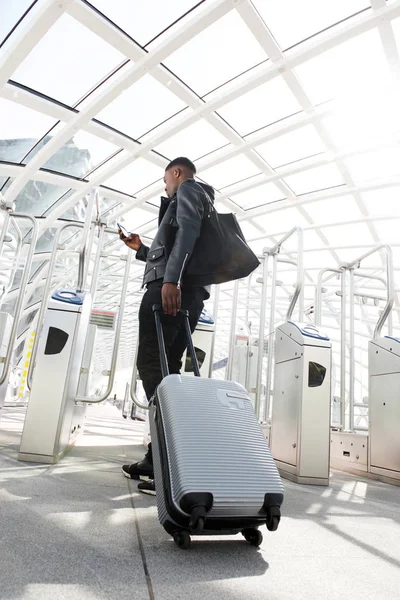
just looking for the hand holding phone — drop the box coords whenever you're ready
[117,223,142,251]
[117,222,130,237]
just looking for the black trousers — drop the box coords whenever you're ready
[137,280,207,465]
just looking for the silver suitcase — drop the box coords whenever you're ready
[149,305,284,549]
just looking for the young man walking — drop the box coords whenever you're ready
[119,157,214,494]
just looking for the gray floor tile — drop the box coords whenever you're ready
[1,405,400,600]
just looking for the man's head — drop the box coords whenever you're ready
[164,157,196,198]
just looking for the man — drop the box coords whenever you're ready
[119,157,214,495]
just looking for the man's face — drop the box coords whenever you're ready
[164,167,179,198]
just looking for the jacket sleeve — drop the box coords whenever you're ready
[135,243,149,262]
[163,182,204,285]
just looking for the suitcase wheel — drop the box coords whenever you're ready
[266,506,281,532]
[189,516,205,534]
[173,530,191,550]
[242,528,263,547]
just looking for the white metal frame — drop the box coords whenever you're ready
[1,0,400,381]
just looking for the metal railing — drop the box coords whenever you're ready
[346,245,394,431]
[0,217,23,309]
[258,227,304,422]
[77,250,132,403]
[316,245,394,432]
[346,245,394,339]
[0,212,38,386]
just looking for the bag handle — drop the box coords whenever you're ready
[179,308,201,377]
[152,305,201,379]
[152,305,169,379]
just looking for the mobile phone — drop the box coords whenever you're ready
[117,222,130,237]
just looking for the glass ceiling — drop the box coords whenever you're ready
[1,0,400,385]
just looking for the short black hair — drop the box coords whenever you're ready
[166,157,196,175]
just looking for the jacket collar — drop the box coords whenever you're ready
[158,194,175,225]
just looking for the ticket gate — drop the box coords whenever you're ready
[19,289,91,463]
[369,336,400,483]
[270,322,332,485]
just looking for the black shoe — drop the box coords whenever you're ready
[121,457,154,480]
[138,479,156,495]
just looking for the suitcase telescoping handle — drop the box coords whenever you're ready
[152,304,201,379]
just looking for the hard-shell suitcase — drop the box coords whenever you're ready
[149,305,284,549]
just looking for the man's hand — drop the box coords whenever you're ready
[119,229,142,251]
[162,283,181,316]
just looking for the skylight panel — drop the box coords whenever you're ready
[360,188,400,216]
[13,181,72,216]
[252,206,309,233]
[0,0,34,47]
[102,158,162,195]
[305,194,361,223]
[252,0,370,51]
[294,29,389,106]
[11,13,126,106]
[164,10,268,97]
[217,75,303,136]
[0,99,59,164]
[24,131,120,179]
[95,75,187,140]
[153,119,228,161]
[231,181,285,210]
[200,155,261,190]
[372,220,400,243]
[345,147,400,183]
[321,222,375,247]
[282,163,345,195]
[254,124,326,167]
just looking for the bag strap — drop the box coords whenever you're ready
[191,180,215,218]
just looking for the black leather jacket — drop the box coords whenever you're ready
[136,179,214,296]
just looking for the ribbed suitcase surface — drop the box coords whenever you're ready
[150,374,284,525]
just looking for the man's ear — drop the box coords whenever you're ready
[174,167,181,178]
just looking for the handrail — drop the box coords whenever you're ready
[0,210,11,258]
[244,273,255,392]
[255,252,269,420]
[315,268,342,326]
[226,279,240,381]
[77,250,132,403]
[264,254,278,422]
[77,189,96,292]
[89,224,106,297]
[345,245,394,339]
[0,213,38,385]
[265,227,304,320]
[122,381,130,418]
[208,284,220,379]
[27,222,84,390]
[349,268,355,431]
[0,217,23,309]
[316,266,346,429]
[284,229,303,321]
[130,330,149,411]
